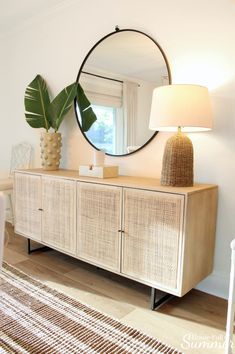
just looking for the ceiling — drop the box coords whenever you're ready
[85,31,168,83]
[0,0,67,34]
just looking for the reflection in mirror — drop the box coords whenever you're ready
[75,29,171,156]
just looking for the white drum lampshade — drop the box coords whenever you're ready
[149,84,212,186]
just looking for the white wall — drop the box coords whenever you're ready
[1,0,235,298]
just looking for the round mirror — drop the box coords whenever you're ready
[75,28,171,156]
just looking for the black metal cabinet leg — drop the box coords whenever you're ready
[27,239,50,254]
[150,287,174,310]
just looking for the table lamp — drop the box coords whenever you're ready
[149,84,212,187]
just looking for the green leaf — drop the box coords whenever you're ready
[24,74,50,130]
[81,107,97,132]
[77,83,97,132]
[49,83,78,131]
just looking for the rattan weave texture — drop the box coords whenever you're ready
[122,188,183,288]
[14,173,41,241]
[42,177,76,254]
[77,183,121,271]
[161,132,193,187]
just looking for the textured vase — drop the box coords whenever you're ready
[40,132,62,171]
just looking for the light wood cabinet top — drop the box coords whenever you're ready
[16,168,217,195]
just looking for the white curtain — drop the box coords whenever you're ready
[123,81,138,150]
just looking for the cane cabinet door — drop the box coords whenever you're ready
[122,188,184,290]
[14,172,42,241]
[77,182,122,272]
[41,177,76,254]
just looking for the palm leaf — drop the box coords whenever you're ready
[24,75,50,130]
[77,83,97,132]
[49,83,78,131]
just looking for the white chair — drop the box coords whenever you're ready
[225,239,235,354]
[0,142,32,225]
[0,192,6,270]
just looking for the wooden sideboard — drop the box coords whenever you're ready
[14,169,218,308]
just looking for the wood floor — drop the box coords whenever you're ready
[4,223,228,354]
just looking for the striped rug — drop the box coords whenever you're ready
[0,263,182,354]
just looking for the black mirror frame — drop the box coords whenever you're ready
[74,27,172,157]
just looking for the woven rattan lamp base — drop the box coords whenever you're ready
[161,131,193,187]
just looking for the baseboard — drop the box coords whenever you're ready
[195,271,229,299]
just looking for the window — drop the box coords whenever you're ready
[79,74,124,154]
[86,105,116,154]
